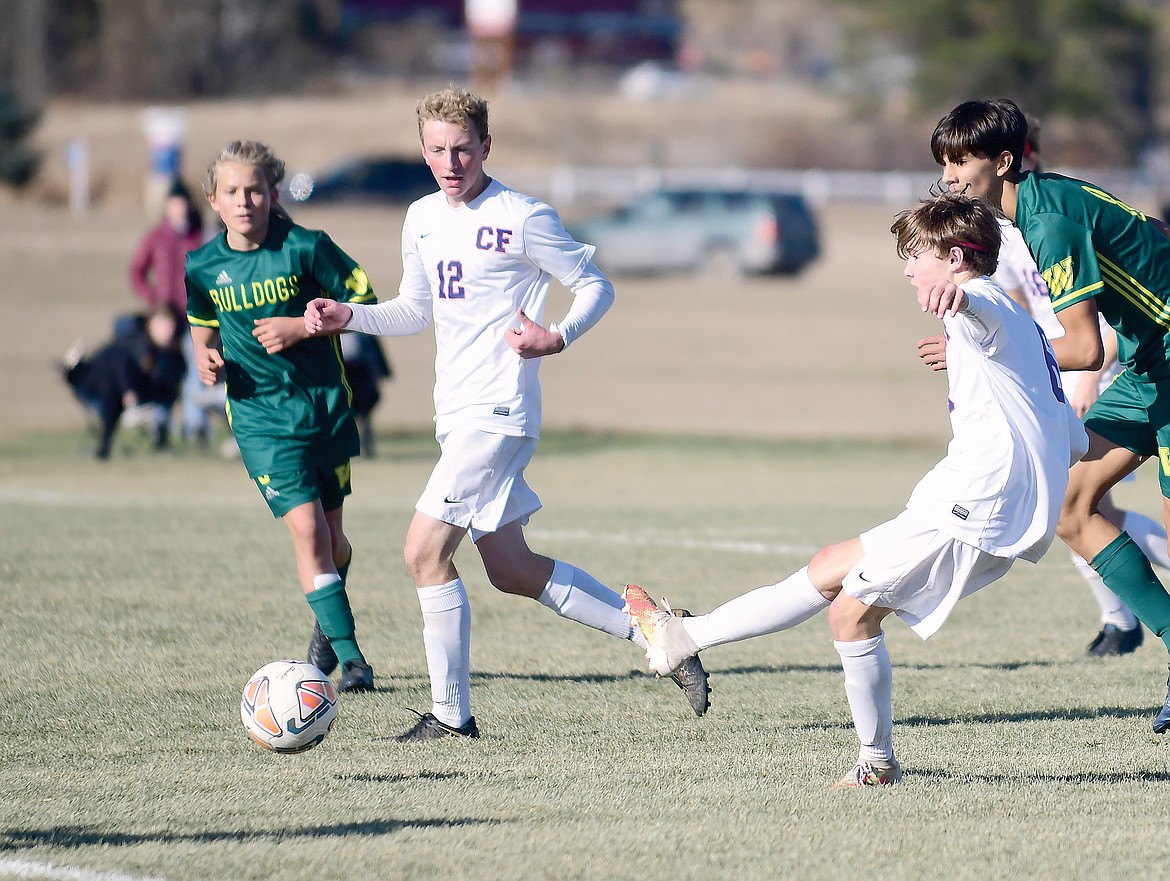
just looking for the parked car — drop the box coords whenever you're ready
[287,156,436,205]
[569,187,820,277]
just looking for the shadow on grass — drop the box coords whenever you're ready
[912,768,1170,784]
[333,770,463,784]
[798,705,1156,730]
[472,669,647,685]
[0,816,502,851]
[462,658,1058,687]
[714,658,1061,678]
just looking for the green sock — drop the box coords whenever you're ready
[1092,532,1170,650]
[306,576,364,666]
[337,550,352,584]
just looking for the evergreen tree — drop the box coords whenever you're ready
[0,90,41,188]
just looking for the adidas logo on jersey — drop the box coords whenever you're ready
[265,486,281,501]
[215,270,233,285]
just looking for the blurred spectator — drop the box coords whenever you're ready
[128,177,208,445]
[62,307,186,460]
[340,332,392,457]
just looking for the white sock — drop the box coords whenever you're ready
[1122,511,1170,570]
[835,633,895,765]
[680,567,830,651]
[417,579,472,728]
[1071,553,1140,630]
[538,560,647,649]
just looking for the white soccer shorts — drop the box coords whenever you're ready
[842,508,1014,640]
[416,428,542,541]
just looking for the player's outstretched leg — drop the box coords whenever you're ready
[623,585,710,716]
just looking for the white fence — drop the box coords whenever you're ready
[496,165,1170,213]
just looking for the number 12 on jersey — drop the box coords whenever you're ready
[437,260,465,299]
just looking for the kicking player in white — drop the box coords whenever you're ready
[625,194,1088,786]
[304,86,709,740]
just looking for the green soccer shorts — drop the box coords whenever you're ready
[253,459,352,518]
[1083,367,1170,496]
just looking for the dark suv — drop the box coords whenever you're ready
[570,187,820,277]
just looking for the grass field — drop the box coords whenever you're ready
[5,426,1170,881]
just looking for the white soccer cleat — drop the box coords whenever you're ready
[832,759,903,788]
[622,585,701,677]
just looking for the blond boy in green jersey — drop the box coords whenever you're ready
[185,140,376,693]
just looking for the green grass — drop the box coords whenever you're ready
[4,429,1170,881]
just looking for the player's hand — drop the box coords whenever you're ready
[253,316,307,354]
[507,308,564,359]
[1068,375,1100,417]
[304,298,353,336]
[197,347,225,386]
[918,280,967,318]
[917,334,948,372]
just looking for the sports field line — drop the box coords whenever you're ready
[531,527,815,557]
[0,487,814,557]
[0,857,177,881]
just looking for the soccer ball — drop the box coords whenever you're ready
[240,660,338,753]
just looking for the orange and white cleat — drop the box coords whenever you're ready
[622,585,710,716]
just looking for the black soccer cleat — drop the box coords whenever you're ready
[670,608,711,717]
[306,621,339,675]
[1153,664,1170,734]
[338,659,374,693]
[393,709,479,742]
[1086,623,1144,657]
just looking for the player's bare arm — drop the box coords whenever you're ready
[253,316,309,354]
[1050,298,1105,372]
[304,298,353,336]
[507,308,565,359]
[189,325,224,386]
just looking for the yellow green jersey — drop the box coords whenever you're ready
[185,214,377,477]
[1014,170,1170,379]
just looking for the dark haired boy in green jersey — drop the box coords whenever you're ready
[185,140,377,693]
[931,97,1170,732]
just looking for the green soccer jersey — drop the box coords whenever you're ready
[185,214,377,477]
[1014,171,1170,379]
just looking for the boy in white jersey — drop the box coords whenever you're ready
[625,194,1088,786]
[305,86,709,740]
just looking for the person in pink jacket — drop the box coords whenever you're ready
[129,177,208,447]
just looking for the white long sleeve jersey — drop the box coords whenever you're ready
[905,277,1088,562]
[346,180,614,437]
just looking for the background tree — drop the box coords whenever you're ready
[0,90,42,188]
[836,0,1156,165]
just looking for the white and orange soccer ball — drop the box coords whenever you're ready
[240,660,338,753]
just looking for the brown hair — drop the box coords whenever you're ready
[416,87,490,142]
[930,98,1028,176]
[891,194,1001,277]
